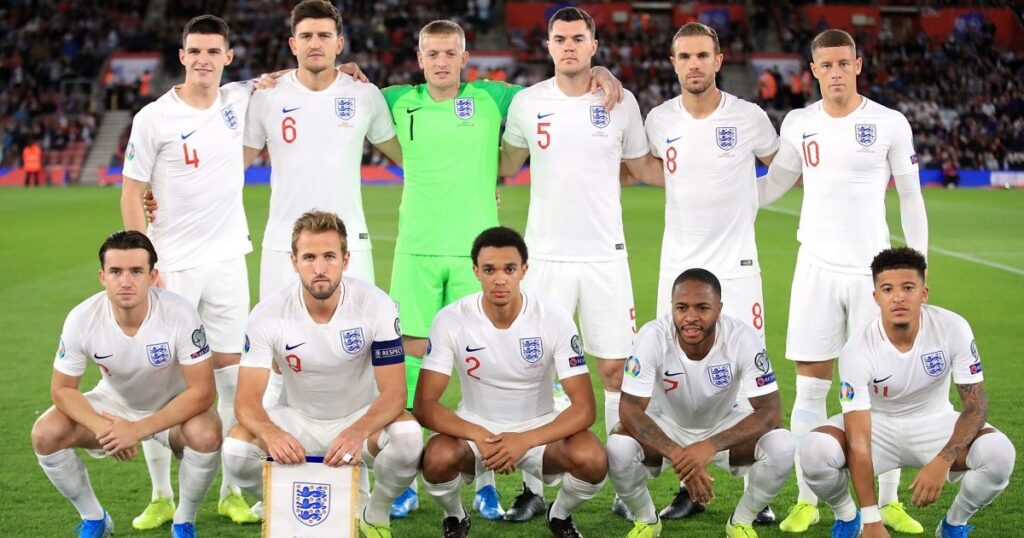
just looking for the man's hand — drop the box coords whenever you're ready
[324,427,367,467]
[862,522,890,538]
[910,457,950,507]
[664,444,687,479]
[338,63,368,83]
[261,430,307,465]
[110,445,138,462]
[481,432,530,474]
[683,467,715,505]
[589,66,624,111]
[98,412,143,455]
[143,191,158,223]
[254,69,290,91]
[677,439,717,480]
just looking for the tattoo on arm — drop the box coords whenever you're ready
[707,392,781,451]
[938,382,989,465]
[621,393,680,455]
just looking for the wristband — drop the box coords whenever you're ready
[861,505,881,524]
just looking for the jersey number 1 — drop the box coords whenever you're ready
[182,143,199,168]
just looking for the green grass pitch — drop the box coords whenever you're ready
[0,185,1021,536]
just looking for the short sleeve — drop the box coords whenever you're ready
[122,106,157,182]
[420,309,456,377]
[620,92,649,160]
[772,111,803,173]
[737,328,778,398]
[366,85,397,145]
[887,112,919,177]
[475,80,522,118]
[548,306,588,381]
[175,304,211,366]
[501,93,528,149]
[750,105,780,157]
[948,314,984,385]
[243,89,269,149]
[621,322,663,398]
[381,85,414,116]
[368,291,404,367]
[240,307,276,370]
[838,338,874,413]
[52,310,88,377]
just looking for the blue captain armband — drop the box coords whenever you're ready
[371,338,405,366]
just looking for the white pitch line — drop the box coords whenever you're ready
[762,205,1024,276]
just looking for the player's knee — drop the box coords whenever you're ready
[598,362,624,390]
[185,421,222,453]
[969,431,1016,484]
[566,433,608,481]
[800,431,843,480]
[30,416,65,455]
[420,436,463,481]
[379,421,424,470]
[227,423,258,443]
[606,433,643,471]
[757,428,796,469]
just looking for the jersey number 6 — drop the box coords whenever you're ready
[282,117,297,144]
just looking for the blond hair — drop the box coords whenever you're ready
[291,210,348,254]
[418,20,465,51]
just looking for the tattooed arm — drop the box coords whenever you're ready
[910,381,988,507]
[620,392,682,457]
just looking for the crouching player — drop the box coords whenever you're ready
[800,247,1015,538]
[414,227,608,537]
[608,269,794,538]
[32,231,222,538]
[222,211,422,537]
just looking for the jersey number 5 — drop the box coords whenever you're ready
[182,143,199,168]
[537,122,551,149]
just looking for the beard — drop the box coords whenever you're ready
[303,278,340,301]
[683,76,714,96]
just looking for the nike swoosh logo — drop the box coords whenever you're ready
[802,132,818,139]
[664,370,684,377]
[93,353,112,360]
[285,342,306,351]
[666,136,682,144]
[180,130,197,140]
[537,112,555,119]
[282,106,301,113]
[872,375,893,384]
[466,346,486,352]
[407,107,422,114]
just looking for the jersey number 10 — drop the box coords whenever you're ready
[801,140,820,167]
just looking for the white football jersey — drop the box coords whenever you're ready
[245,72,395,253]
[774,98,919,274]
[422,292,588,425]
[123,82,253,272]
[622,314,778,431]
[503,79,648,261]
[838,304,983,418]
[242,277,403,420]
[53,288,211,412]
[645,92,778,279]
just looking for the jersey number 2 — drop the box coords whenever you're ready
[465,356,481,380]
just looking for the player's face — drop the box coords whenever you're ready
[670,280,722,348]
[99,248,155,311]
[670,35,722,96]
[180,33,233,89]
[417,34,468,92]
[290,18,344,74]
[547,20,597,76]
[810,46,861,102]
[292,231,349,301]
[873,268,928,328]
[473,246,527,308]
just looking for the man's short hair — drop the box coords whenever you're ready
[182,14,231,48]
[419,20,465,51]
[548,7,596,38]
[672,22,720,54]
[99,230,158,270]
[672,268,722,299]
[291,210,348,254]
[471,226,528,266]
[871,247,927,282]
[291,0,342,36]
[810,29,856,56]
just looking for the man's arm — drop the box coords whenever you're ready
[758,162,801,207]
[621,153,665,187]
[323,362,406,466]
[498,142,530,178]
[910,382,988,507]
[120,177,149,232]
[676,391,781,481]
[844,410,880,512]
[243,145,263,169]
[619,392,682,459]
[893,171,928,257]
[756,151,776,167]
[99,359,216,454]
[235,365,307,464]
[413,369,492,444]
[51,370,110,437]
[372,136,403,167]
[589,66,624,111]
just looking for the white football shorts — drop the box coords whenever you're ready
[161,256,249,354]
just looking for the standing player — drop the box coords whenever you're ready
[800,247,1014,538]
[244,0,401,298]
[222,211,422,538]
[630,22,780,522]
[498,7,648,518]
[415,226,608,538]
[120,15,258,526]
[383,19,623,519]
[760,29,929,534]
[31,231,221,538]
[608,269,793,538]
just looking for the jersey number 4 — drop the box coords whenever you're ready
[182,143,199,168]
